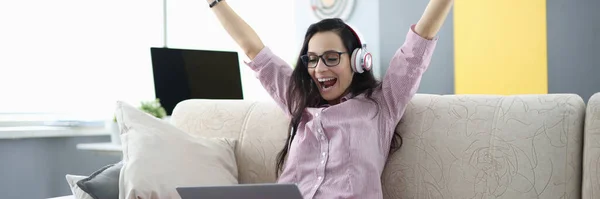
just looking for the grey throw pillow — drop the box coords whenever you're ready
[77,161,123,199]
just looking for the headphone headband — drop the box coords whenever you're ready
[344,23,364,46]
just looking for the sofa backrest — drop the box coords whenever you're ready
[170,99,289,184]
[383,94,585,198]
[169,94,586,198]
[583,92,600,199]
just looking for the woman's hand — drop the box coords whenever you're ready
[206,0,265,59]
[414,0,454,40]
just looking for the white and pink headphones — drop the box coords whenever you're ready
[346,24,373,74]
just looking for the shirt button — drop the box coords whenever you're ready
[314,184,319,188]
[322,152,326,157]
[316,112,319,117]
[318,176,322,180]
[318,129,322,133]
[321,160,325,164]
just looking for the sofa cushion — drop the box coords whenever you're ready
[382,94,585,198]
[115,101,238,199]
[65,175,93,199]
[170,100,290,183]
[76,161,123,199]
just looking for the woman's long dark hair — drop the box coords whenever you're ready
[275,18,403,176]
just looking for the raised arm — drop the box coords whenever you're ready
[206,0,294,115]
[414,0,454,39]
[377,0,453,124]
[206,0,264,59]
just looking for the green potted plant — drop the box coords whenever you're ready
[139,98,167,119]
[109,98,167,145]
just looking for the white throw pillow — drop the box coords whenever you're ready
[115,101,239,199]
[65,174,94,199]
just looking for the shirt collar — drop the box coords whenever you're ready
[316,93,355,108]
[340,92,354,103]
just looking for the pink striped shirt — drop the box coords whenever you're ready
[246,25,438,199]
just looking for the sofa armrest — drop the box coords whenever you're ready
[583,92,600,198]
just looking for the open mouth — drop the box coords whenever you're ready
[317,77,337,91]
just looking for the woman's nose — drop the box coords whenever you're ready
[315,59,328,72]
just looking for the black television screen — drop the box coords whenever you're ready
[150,47,244,115]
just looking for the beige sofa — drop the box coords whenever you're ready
[166,93,600,199]
[583,92,600,198]
[54,92,600,199]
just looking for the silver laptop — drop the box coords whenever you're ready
[176,183,303,199]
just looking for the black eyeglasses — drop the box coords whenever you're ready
[300,51,347,68]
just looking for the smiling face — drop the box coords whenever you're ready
[306,31,354,104]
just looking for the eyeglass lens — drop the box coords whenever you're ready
[303,52,341,68]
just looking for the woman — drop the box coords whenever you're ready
[206,0,453,198]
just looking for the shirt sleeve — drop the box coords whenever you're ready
[244,46,293,116]
[378,24,438,125]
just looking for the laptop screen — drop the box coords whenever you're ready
[150,47,244,115]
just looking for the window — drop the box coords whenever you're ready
[0,0,296,122]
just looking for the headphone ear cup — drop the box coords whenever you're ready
[363,52,373,72]
[350,48,363,73]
